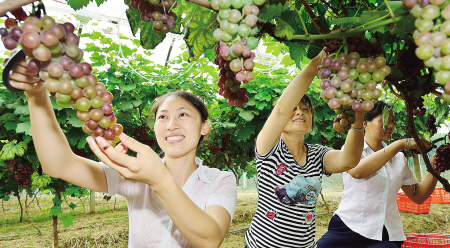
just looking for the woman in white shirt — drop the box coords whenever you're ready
[317,101,440,248]
[8,59,237,247]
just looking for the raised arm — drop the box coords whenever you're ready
[256,50,326,155]
[347,138,430,179]
[323,110,365,174]
[8,59,108,192]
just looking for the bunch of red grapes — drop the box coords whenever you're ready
[130,0,177,33]
[319,51,391,133]
[1,15,123,147]
[14,164,34,188]
[402,0,450,103]
[411,97,427,116]
[212,0,264,107]
[434,143,450,172]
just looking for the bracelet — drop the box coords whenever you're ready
[351,126,365,132]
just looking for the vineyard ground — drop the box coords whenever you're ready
[0,189,449,247]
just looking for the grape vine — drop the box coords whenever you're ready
[1,15,124,146]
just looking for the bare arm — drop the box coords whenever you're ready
[347,138,430,179]
[402,153,440,204]
[256,50,326,155]
[0,0,38,17]
[9,59,108,192]
[323,110,365,174]
[87,134,235,247]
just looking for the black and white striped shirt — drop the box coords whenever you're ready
[245,138,331,248]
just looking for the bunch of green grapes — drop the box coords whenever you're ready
[403,0,450,103]
[212,0,264,107]
[1,15,123,146]
[319,51,391,133]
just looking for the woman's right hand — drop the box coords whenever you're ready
[8,58,44,95]
[403,138,431,152]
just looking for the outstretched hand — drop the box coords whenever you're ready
[87,133,169,187]
[310,49,327,69]
[7,58,44,94]
[404,138,431,152]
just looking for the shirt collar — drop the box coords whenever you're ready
[194,157,211,184]
[161,157,211,184]
[363,140,388,152]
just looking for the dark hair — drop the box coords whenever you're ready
[300,94,315,128]
[364,100,392,122]
[149,91,209,146]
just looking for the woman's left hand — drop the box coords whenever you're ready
[87,133,169,187]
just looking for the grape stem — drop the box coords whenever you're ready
[0,0,38,17]
[299,0,330,34]
[384,0,395,19]
[286,1,309,36]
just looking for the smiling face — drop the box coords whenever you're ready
[283,101,313,134]
[364,112,395,141]
[153,97,209,158]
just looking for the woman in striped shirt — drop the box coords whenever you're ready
[244,50,366,248]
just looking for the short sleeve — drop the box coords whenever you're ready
[318,145,333,176]
[205,172,237,222]
[255,138,282,159]
[401,155,418,185]
[101,162,132,196]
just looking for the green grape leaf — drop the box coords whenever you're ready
[126,8,141,37]
[280,54,295,67]
[258,4,285,21]
[239,110,255,122]
[69,202,77,210]
[0,172,3,180]
[16,122,32,136]
[66,0,92,10]
[0,142,24,160]
[186,10,217,60]
[14,104,29,115]
[122,83,137,92]
[53,197,63,205]
[284,42,306,68]
[0,159,6,169]
[4,122,17,131]
[140,21,166,50]
[31,172,52,188]
[50,205,63,216]
[117,101,134,111]
[390,15,415,38]
[66,109,83,128]
[62,214,74,226]
[274,18,294,41]
[205,48,216,63]
[95,0,108,7]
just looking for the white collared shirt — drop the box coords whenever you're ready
[101,157,237,248]
[334,141,417,241]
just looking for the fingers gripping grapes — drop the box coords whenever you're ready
[87,133,165,185]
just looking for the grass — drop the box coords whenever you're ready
[0,189,449,247]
